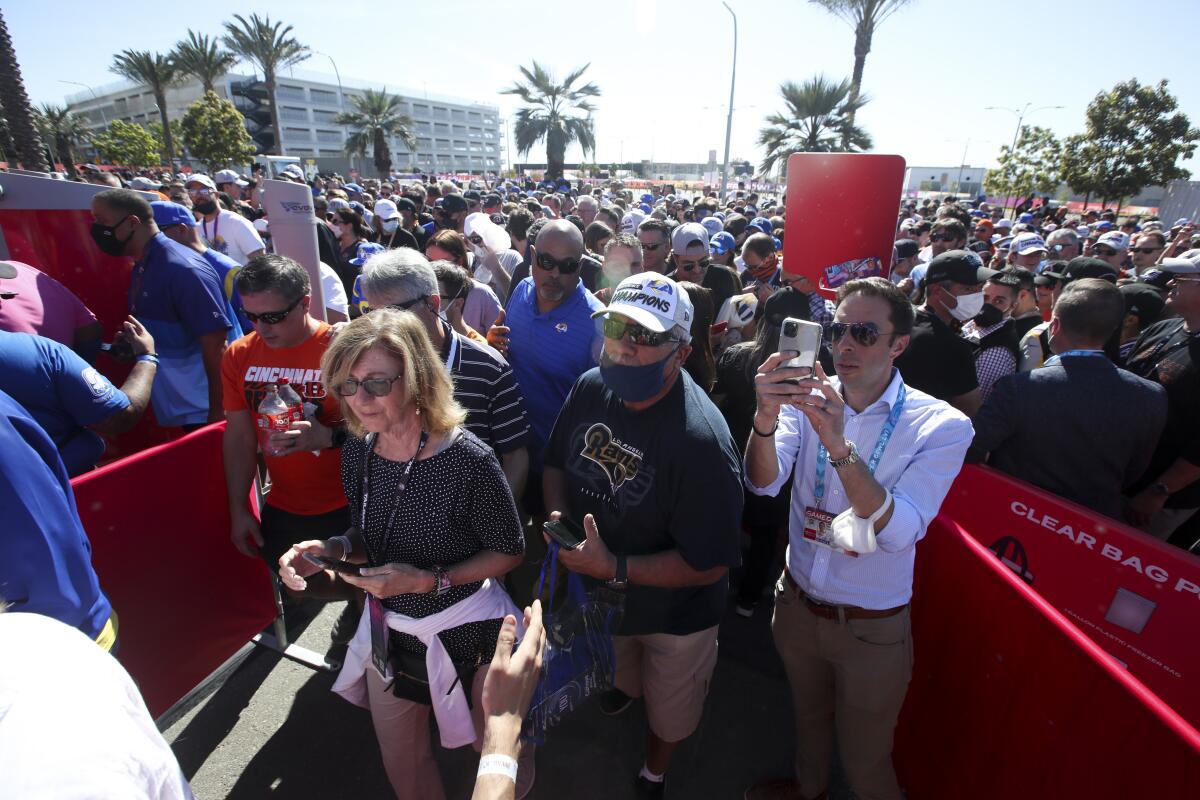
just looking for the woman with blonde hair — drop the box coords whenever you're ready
[278,309,532,799]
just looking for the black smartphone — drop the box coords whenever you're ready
[303,552,363,575]
[543,518,586,550]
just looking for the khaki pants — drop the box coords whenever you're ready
[771,576,912,800]
[613,625,720,743]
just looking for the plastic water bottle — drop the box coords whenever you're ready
[277,377,305,423]
[256,384,291,456]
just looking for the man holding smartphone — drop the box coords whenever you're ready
[543,273,743,797]
[744,277,972,800]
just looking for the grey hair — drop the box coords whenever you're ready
[1047,228,1079,246]
[672,324,692,345]
[360,248,437,304]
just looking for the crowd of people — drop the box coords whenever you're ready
[2,161,1199,800]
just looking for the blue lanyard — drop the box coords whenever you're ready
[1043,349,1105,367]
[815,383,906,509]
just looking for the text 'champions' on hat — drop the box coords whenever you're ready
[593,274,694,333]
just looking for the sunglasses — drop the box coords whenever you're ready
[188,187,212,196]
[602,316,675,346]
[1092,246,1118,257]
[829,321,893,347]
[334,375,402,397]
[676,257,711,272]
[640,241,666,251]
[364,295,428,314]
[244,295,302,325]
[929,234,955,243]
[467,234,485,246]
[1130,247,1163,254]
[536,252,581,274]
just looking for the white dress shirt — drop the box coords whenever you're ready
[747,369,973,609]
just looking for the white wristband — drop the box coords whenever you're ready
[477,754,518,783]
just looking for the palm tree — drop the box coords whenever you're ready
[501,61,599,179]
[335,89,416,178]
[0,10,49,170]
[172,31,237,93]
[757,75,872,178]
[222,13,309,156]
[111,49,180,166]
[810,0,913,131]
[37,104,90,177]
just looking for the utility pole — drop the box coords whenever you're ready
[719,1,737,203]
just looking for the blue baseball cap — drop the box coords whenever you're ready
[701,217,724,238]
[640,193,654,204]
[639,202,652,215]
[1018,213,1035,224]
[349,241,387,266]
[344,183,364,194]
[348,201,367,216]
[749,216,773,235]
[1095,220,1114,232]
[150,200,198,228]
[710,231,736,256]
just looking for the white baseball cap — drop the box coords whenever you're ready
[184,174,216,190]
[593,273,694,334]
[373,198,401,221]
[1011,233,1048,255]
[620,209,646,234]
[464,212,509,253]
[1096,231,1131,251]
[994,218,1014,230]
[214,169,248,187]
[128,176,160,191]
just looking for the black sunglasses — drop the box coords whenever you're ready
[676,257,711,272]
[364,295,428,314]
[1130,247,1163,254]
[929,234,955,243]
[829,321,893,347]
[640,241,666,251]
[334,375,402,397]
[1092,246,1118,257]
[602,316,675,346]
[244,295,302,325]
[537,252,581,274]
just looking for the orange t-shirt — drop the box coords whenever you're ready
[221,322,346,515]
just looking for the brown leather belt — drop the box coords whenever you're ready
[783,571,906,621]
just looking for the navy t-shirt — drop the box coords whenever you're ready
[545,368,744,636]
[0,331,129,476]
[0,389,112,639]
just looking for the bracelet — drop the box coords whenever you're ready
[752,419,778,437]
[477,754,518,783]
[136,353,159,365]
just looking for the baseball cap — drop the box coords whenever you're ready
[128,176,161,191]
[1011,233,1049,256]
[592,273,694,334]
[344,183,364,194]
[967,241,992,255]
[701,217,724,238]
[710,231,737,256]
[994,218,1014,230]
[150,200,198,228]
[1076,225,1091,239]
[328,198,351,212]
[349,241,387,266]
[280,163,304,178]
[1035,259,1069,285]
[716,291,759,330]
[185,174,216,190]
[483,193,502,209]
[441,194,469,214]
[894,239,920,260]
[1174,218,1191,227]
[1118,283,1166,322]
[671,222,709,255]
[973,219,994,233]
[373,198,401,220]
[214,169,248,187]
[924,250,996,286]
[253,218,270,235]
[1096,231,1130,251]
[463,189,482,203]
[1137,268,1175,290]
[993,235,1015,250]
[749,217,774,236]
[763,286,813,325]
[1018,213,1035,224]
[1160,250,1200,275]
[640,193,655,205]
[1061,257,1119,284]
[620,210,646,234]
[464,212,510,253]
[1094,220,1114,232]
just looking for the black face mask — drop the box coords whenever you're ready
[194,200,218,215]
[90,216,132,257]
[974,303,1006,328]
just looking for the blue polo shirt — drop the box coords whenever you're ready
[130,234,231,427]
[504,277,604,458]
[0,331,130,477]
[0,389,112,640]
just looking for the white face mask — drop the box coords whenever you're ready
[470,243,488,262]
[949,290,985,321]
[382,219,399,234]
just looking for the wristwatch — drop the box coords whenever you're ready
[431,566,453,596]
[606,554,628,590]
[828,440,860,469]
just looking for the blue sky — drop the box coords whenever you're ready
[9,0,1200,173]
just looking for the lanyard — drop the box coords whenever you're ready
[814,383,906,509]
[358,430,429,564]
[1043,349,1105,367]
[202,212,220,245]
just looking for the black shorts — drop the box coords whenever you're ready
[259,503,351,569]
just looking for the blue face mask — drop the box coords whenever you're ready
[599,347,680,402]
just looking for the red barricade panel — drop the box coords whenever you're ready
[897,517,1200,798]
[71,422,277,718]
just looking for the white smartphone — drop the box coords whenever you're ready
[776,317,822,383]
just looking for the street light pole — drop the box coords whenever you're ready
[59,80,107,125]
[719,1,737,203]
[984,103,1064,212]
[314,50,352,175]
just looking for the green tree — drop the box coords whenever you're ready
[335,88,416,178]
[757,75,872,178]
[111,50,181,166]
[222,14,309,156]
[0,10,49,170]
[147,119,185,165]
[91,120,163,167]
[35,103,91,177]
[180,91,257,171]
[172,31,237,93]
[501,61,599,179]
[809,0,913,135]
[983,125,1061,212]
[1062,79,1199,212]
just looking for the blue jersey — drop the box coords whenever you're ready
[129,234,231,427]
[0,388,112,639]
[0,331,129,477]
[201,248,249,339]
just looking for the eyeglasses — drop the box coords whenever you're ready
[676,257,711,272]
[640,241,666,251]
[1130,247,1163,254]
[467,234,484,246]
[334,375,403,397]
[187,187,212,196]
[536,252,581,274]
[829,321,893,347]
[929,234,955,243]
[364,295,428,314]
[243,296,302,325]
[1092,246,1118,257]
[602,316,675,346]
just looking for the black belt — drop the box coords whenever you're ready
[783,571,906,621]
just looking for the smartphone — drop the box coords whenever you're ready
[543,518,586,550]
[776,317,822,384]
[302,552,363,575]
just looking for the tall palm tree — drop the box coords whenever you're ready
[111,49,180,166]
[222,14,309,156]
[810,0,913,131]
[36,104,90,177]
[335,89,416,178]
[501,61,599,179]
[172,31,237,93]
[757,75,872,178]
[0,10,49,170]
